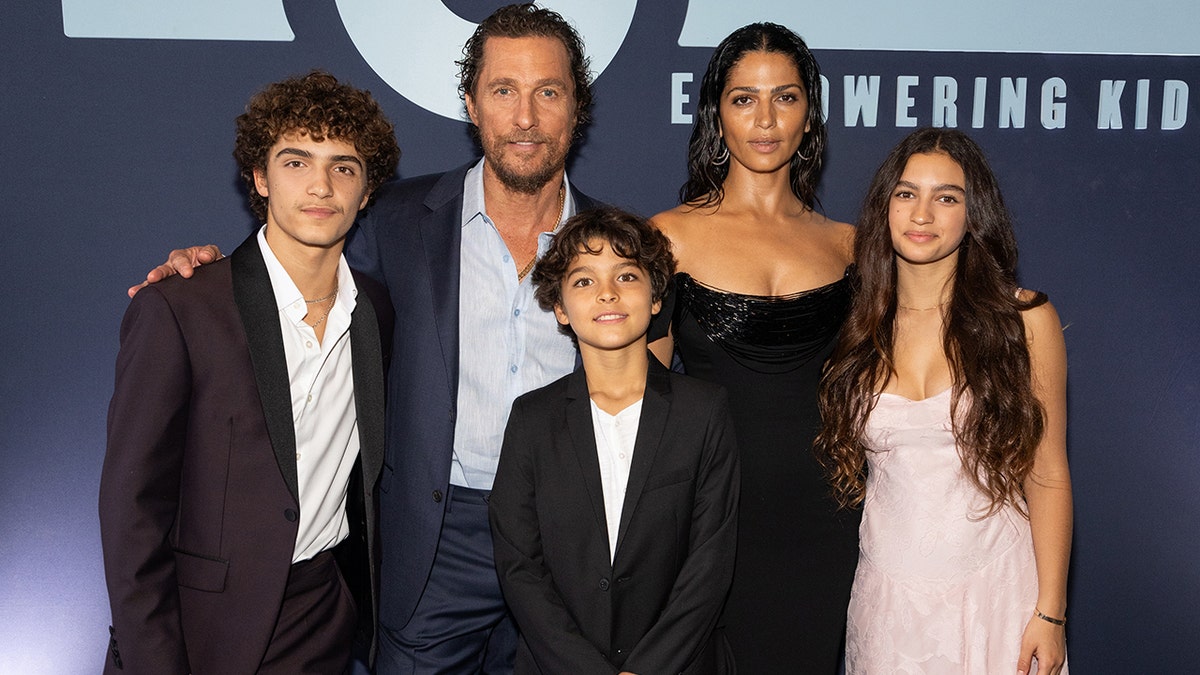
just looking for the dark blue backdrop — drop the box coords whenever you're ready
[3,2,1197,672]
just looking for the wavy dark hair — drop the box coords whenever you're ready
[815,128,1047,516]
[233,70,400,223]
[532,206,676,342]
[457,3,593,136]
[681,22,826,209]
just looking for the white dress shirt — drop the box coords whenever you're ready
[590,398,644,562]
[257,227,360,563]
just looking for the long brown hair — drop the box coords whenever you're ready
[815,128,1046,516]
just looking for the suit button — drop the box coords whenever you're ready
[284,508,298,522]
[432,490,443,503]
[598,578,610,591]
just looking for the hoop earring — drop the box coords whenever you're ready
[712,140,729,166]
[796,147,812,161]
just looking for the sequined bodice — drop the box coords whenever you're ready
[673,269,852,373]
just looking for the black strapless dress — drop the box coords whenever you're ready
[666,270,861,674]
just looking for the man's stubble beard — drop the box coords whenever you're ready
[484,133,572,195]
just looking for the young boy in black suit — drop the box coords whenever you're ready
[489,206,740,674]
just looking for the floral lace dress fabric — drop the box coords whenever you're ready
[847,388,1067,673]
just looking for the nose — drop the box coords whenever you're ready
[309,171,333,198]
[911,199,932,225]
[597,281,617,303]
[514,93,538,130]
[755,102,776,129]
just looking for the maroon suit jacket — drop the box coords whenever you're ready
[99,236,388,674]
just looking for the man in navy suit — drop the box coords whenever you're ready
[101,71,398,674]
[133,5,604,672]
[347,6,603,671]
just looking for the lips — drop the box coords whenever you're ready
[594,312,627,323]
[301,206,339,218]
[748,138,781,152]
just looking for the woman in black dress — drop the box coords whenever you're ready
[651,23,858,673]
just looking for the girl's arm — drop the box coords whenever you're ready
[1017,299,1073,675]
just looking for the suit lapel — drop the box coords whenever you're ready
[417,165,469,399]
[349,291,385,489]
[614,358,672,555]
[230,235,299,503]
[564,368,612,556]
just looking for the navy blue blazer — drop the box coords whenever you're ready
[489,359,740,674]
[344,161,602,630]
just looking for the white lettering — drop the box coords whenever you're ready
[1162,80,1189,130]
[999,78,1028,129]
[972,77,988,128]
[933,76,958,128]
[1098,80,1126,129]
[844,75,881,128]
[896,76,920,127]
[1135,79,1151,129]
[1041,77,1067,129]
[819,75,831,123]
[672,72,694,124]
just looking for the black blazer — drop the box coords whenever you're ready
[490,358,739,674]
[100,235,389,674]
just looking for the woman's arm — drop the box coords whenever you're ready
[1017,299,1073,675]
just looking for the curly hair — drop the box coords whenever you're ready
[456,3,593,136]
[815,128,1047,517]
[532,207,675,342]
[233,70,400,223]
[681,22,826,209]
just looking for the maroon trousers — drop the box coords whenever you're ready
[258,548,357,674]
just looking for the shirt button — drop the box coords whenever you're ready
[296,452,301,461]
[306,340,313,348]
[619,453,626,459]
[503,254,511,263]
[510,365,518,373]
[513,309,520,317]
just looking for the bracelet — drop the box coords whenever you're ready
[1034,607,1066,626]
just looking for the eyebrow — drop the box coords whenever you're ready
[728,83,804,95]
[895,179,965,193]
[274,147,363,168]
[487,77,569,90]
[565,259,638,277]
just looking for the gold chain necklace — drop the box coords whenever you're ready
[517,184,565,282]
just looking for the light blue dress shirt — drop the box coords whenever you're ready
[450,159,579,489]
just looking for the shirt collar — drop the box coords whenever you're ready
[256,225,358,323]
[462,157,575,230]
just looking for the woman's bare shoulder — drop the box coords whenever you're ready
[651,203,712,240]
[806,212,856,263]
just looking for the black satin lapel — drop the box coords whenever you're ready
[230,235,299,503]
[565,369,611,555]
[349,289,385,490]
[615,360,672,553]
